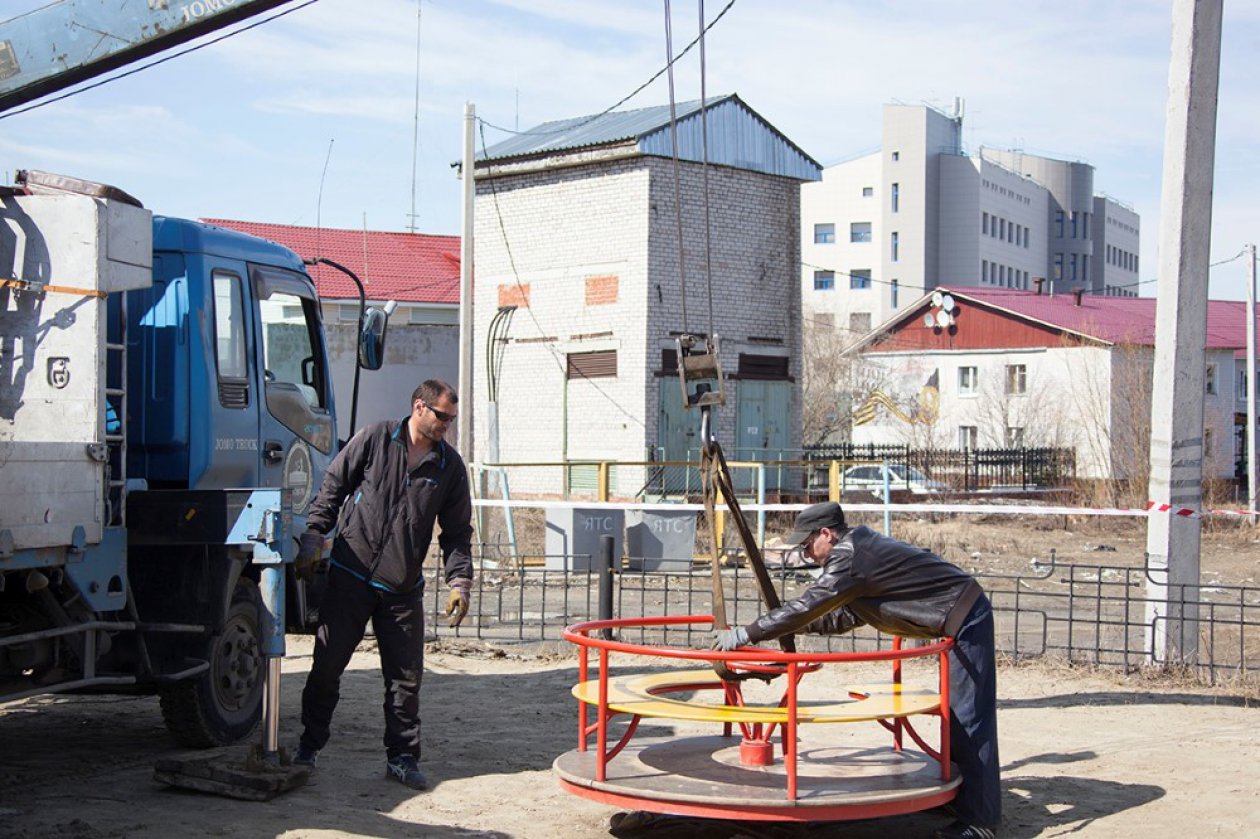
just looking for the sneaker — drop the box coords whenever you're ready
[385,754,427,790]
[293,745,320,767]
[935,821,996,839]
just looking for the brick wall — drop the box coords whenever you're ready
[472,155,803,496]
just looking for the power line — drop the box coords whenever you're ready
[0,0,322,121]
[803,246,1249,299]
[1095,248,1246,293]
[459,1,741,430]
[475,0,738,139]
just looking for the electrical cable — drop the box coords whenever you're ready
[662,0,689,334]
[698,0,715,339]
[801,249,1252,300]
[475,121,646,429]
[474,0,739,140]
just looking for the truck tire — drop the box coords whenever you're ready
[160,577,264,747]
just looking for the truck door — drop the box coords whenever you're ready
[203,264,259,488]
[249,264,335,527]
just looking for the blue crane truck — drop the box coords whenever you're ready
[0,170,387,747]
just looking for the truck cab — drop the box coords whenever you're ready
[1,177,387,747]
[130,217,335,518]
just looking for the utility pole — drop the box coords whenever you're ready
[1144,0,1223,666]
[1249,243,1258,525]
[458,102,475,459]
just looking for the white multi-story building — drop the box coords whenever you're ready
[802,103,1140,339]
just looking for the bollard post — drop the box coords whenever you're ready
[599,534,615,640]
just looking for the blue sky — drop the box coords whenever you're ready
[2,0,1257,299]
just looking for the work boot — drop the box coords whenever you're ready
[935,821,996,839]
[293,745,320,767]
[385,754,427,790]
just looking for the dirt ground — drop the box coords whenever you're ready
[2,630,1257,839]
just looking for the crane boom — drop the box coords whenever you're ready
[0,0,297,113]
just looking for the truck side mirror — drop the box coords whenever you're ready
[358,305,391,371]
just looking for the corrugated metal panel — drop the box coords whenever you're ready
[737,353,790,380]
[862,287,1259,354]
[479,94,821,182]
[638,97,820,181]
[565,463,619,495]
[567,349,617,379]
[867,303,1083,352]
[203,218,460,304]
[478,97,717,160]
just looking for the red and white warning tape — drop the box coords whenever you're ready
[1146,502,1202,519]
[472,497,1260,520]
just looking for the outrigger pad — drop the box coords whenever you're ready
[153,745,309,801]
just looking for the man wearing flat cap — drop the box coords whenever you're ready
[711,501,1000,839]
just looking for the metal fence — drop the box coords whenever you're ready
[642,448,813,499]
[480,445,1075,507]
[805,443,1077,492]
[423,544,1259,687]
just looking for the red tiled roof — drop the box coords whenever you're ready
[201,218,460,305]
[938,287,1254,350]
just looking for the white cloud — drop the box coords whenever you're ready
[1,0,1254,289]
[253,91,432,123]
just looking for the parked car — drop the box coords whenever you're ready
[841,464,947,496]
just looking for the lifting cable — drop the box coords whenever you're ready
[662,0,793,679]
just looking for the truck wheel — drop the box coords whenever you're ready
[160,578,264,747]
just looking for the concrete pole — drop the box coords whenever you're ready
[458,102,475,459]
[1144,0,1222,666]
[1248,243,1258,524]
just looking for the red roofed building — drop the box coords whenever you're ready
[845,287,1257,481]
[202,218,460,304]
[204,219,462,440]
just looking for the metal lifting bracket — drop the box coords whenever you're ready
[677,331,794,682]
[676,333,726,413]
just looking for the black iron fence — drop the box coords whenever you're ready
[805,443,1077,492]
[423,544,1259,687]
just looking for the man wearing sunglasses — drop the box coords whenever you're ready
[711,501,999,839]
[293,379,474,791]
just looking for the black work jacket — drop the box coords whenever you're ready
[745,526,982,643]
[306,417,474,593]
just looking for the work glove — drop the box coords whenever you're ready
[295,530,325,582]
[711,626,750,651]
[444,578,472,627]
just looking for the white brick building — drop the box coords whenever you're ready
[470,95,821,496]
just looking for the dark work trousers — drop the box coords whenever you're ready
[947,593,1001,829]
[300,565,426,759]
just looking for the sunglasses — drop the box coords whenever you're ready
[421,401,457,423]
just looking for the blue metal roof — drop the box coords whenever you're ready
[477,93,821,182]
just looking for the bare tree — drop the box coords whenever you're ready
[1067,339,1154,507]
[801,319,890,446]
[975,362,1069,448]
